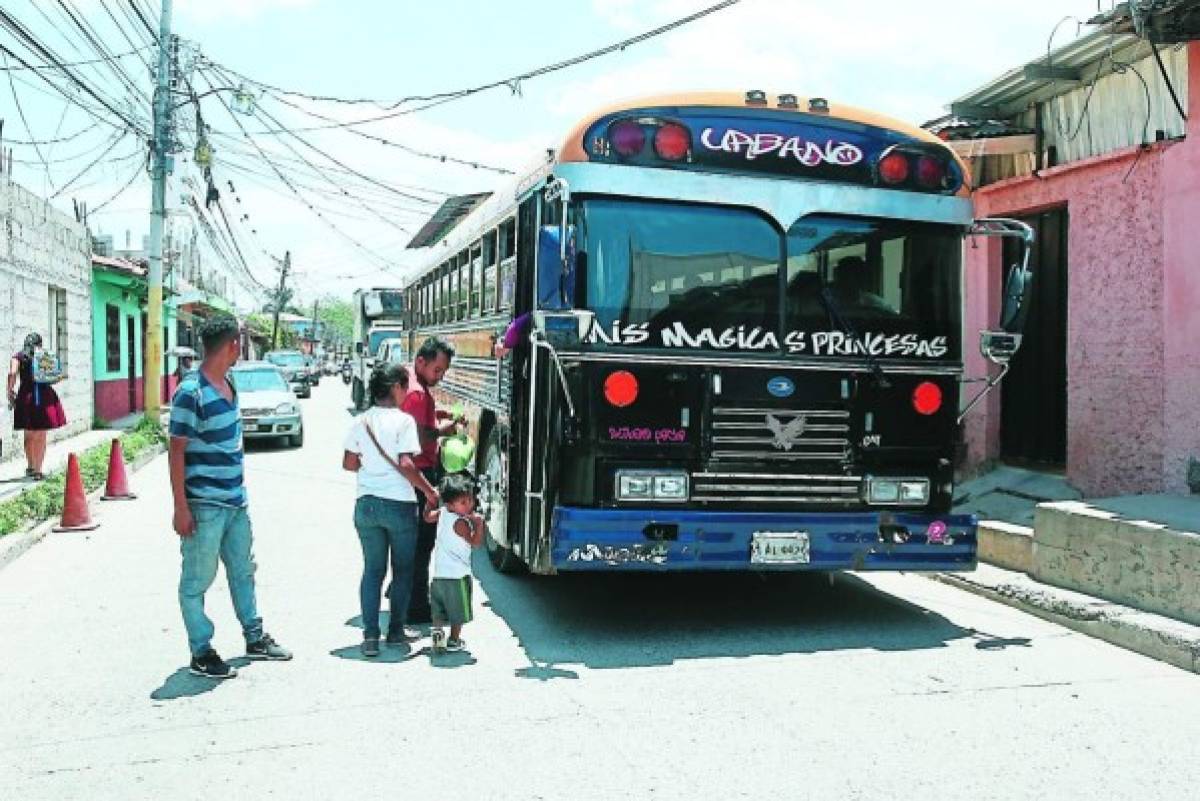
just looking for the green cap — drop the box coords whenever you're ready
[440,433,476,474]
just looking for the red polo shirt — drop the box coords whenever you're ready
[401,367,438,470]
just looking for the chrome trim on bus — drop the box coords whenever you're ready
[690,495,860,504]
[692,472,861,481]
[558,352,963,376]
[553,162,975,229]
[713,408,850,417]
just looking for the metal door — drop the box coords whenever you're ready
[1001,207,1068,466]
[126,316,137,413]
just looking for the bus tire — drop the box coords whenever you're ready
[480,427,523,574]
[351,378,365,411]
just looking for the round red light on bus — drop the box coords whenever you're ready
[912,382,943,416]
[916,156,947,189]
[653,123,691,161]
[609,121,646,158]
[878,152,910,185]
[604,370,639,408]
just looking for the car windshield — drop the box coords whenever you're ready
[230,369,288,392]
[266,352,305,367]
[368,330,402,355]
[575,199,961,360]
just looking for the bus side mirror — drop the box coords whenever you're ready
[355,342,364,355]
[968,218,1035,336]
[533,309,596,346]
[979,330,1022,365]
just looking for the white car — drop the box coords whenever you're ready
[229,362,304,448]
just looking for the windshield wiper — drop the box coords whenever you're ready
[817,286,892,389]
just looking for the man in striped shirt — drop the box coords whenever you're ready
[169,316,291,679]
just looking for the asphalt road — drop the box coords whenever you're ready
[1,379,1198,800]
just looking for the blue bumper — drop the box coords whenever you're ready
[551,507,977,572]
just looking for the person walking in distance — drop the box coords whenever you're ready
[423,473,485,653]
[169,316,292,679]
[6,333,67,480]
[401,337,463,625]
[342,364,439,657]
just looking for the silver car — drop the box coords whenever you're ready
[230,363,304,447]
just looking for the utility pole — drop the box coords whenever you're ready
[311,297,320,353]
[270,250,290,349]
[145,0,173,417]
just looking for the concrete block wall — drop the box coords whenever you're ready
[1,179,94,460]
[1033,501,1200,627]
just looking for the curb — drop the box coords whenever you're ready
[931,568,1200,675]
[0,443,166,575]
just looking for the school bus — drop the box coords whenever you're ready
[395,91,1032,575]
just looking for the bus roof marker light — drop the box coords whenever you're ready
[878,152,910,185]
[808,97,830,114]
[604,370,639,408]
[745,89,768,105]
[913,382,943,416]
[778,93,799,109]
[916,156,947,190]
[654,123,691,161]
[609,121,646,158]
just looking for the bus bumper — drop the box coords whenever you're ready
[550,507,977,572]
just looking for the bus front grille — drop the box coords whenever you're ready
[707,407,851,462]
[690,471,863,504]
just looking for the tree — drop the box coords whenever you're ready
[316,296,355,347]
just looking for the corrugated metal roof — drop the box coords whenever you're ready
[949,27,1157,118]
[406,192,492,250]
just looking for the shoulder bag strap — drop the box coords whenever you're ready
[363,418,406,477]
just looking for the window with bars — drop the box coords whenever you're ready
[105,304,121,372]
[47,287,67,370]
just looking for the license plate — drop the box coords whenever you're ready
[750,531,811,564]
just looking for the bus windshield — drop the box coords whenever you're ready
[368,329,403,356]
[577,198,960,360]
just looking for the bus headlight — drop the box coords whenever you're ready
[616,470,689,502]
[866,478,930,505]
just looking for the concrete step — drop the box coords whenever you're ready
[934,563,1200,674]
[978,519,1033,573]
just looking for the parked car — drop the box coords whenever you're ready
[264,350,311,398]
[229,362,304,447]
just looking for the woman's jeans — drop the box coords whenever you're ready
[353,495,418,640]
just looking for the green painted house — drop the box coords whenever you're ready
[91,255,178,423]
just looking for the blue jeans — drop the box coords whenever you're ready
[354,495,418,640]
[178,504,263,657]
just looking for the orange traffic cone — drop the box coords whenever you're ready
[101,437,136,501]
[53,453,99,532]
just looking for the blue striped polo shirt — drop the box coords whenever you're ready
[168,371,247,508]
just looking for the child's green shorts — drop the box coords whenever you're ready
[429,576,473,626]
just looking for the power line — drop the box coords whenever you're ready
[209,0,740,119]
[3,51,52,187]
[50,131,133,198]
[0,121,101,146]
[0,10,149,135]
[89,152,148,213]
[0,44,149,70]
[261,90,513,175]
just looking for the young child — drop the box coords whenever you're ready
[423,472,485,653]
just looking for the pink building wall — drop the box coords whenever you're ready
[962,42,1200,496]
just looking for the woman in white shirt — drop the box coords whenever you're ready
[342,364,438,657]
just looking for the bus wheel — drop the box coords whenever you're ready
[480,428,523,574]
[351,378,365,411]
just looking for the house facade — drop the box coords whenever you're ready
[90,255,179,423]
[1,178,94,459]
[933,30,1200,496]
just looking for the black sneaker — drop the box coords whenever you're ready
[361,638,380,658]
[246,633,293,661]
[386,627,421,646]
[189,649,237,679]
[446,637,466,652]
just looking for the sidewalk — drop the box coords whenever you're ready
[0,413,147,502]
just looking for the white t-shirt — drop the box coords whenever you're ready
[343,407,421,503]
[432,510,473,579]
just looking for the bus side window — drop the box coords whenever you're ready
[470,244,483,317]
[499,217,517,311]
[482,229,498,313]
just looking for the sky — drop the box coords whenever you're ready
[3,0,1112,309]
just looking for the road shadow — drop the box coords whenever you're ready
[475,551,975,675]
[329,643,421,664]
[150,657,251,700]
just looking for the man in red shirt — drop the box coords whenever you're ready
[402,337,463,625]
